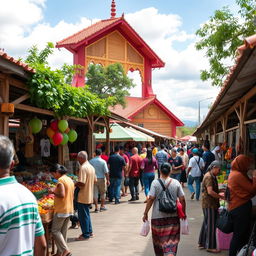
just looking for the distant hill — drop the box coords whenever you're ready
[182,120,197,127]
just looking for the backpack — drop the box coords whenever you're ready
[158,179,177,213]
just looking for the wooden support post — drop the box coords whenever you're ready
[106,118,110,156]
[0,77,10,136]
[87,116,95,159]
[58,145,64,165]
[240,101,247,154]
[221,116,227,143]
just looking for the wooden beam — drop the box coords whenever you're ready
[244,119,256,125]
[0,77,10,136]
[9,78,28,91]
[11,93,30,105]
[15,104,54,116]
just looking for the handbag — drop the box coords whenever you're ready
[237,221,256,256]
[158,179,177,214]
[216,207,233,234]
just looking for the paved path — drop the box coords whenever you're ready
[67,188,228,256]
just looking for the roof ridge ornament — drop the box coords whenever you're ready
[111,0,116,19]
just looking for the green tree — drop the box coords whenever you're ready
[86,63,136,107]
[25,43,113,118]
[196,0,256,86]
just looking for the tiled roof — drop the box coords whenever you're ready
[110,96,184,126]
[110,96,155,119]
[0,51,35,73]
[56,18,122,47]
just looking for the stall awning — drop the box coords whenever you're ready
[126,127,155,142]
[94,123,149,142]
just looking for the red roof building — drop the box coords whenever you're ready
[56,0,183,137]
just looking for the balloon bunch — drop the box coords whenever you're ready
[46,120,77,146]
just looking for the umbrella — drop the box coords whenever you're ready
[180,135,197,142]
[94,123,148,142]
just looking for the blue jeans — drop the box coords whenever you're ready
[77,202,92,238]
[109,178,122,202]
[188,175,201,200]
[171,173,181,182]
[142,172,155,196]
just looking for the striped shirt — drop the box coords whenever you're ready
[0,176,44,256]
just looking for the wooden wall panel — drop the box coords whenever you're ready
[108,32,125,61]
[132,103,173,137]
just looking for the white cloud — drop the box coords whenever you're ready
[0,1,221,123]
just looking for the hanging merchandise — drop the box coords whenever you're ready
[58,120,69,133]
[61,133,69,145]
[46,127,55,138]
[29,118,42,134]
[50,120,58,131]
[68,129,78,143]
[52,132,63,146]
[40,138,50,157]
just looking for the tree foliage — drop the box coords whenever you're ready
[86,63,136,107]
[25,43,114,118]
[196,0,256,86]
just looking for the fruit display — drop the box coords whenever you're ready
[38,194,55,214]
[67,173,78,182]
[23,181,56,199]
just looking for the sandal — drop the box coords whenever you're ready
[75,236,89,241]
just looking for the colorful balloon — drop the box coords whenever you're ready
[58,120,69,133]
[53,132,63,146]
[68,129,78,143]
[46,127,55,138]
[50,120,58,131]
[61,133,69,145]
[29,118,42,134]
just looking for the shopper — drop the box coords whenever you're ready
[0,135,46,256]
[198,161,223,253]
[178,148,188,187]
[108,146,126,204]
[128,147,142,201]
[76,151,97,241]
[89,149,110,212]
[100,146,109,162]
[168,148,183,181]
[156,144,168,178]
[49,164,74,256]
[143,163,186,256]
[140,149,157,202]
[202,143,215,176]
[140,148,147,159]
[228,155,256,256]
[120,146,129,197]
[187,148,205,200]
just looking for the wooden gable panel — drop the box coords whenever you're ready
[87,38,106,58]
[108,31,125,61]
[127,43,143,64]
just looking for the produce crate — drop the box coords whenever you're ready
[33,189,48,200]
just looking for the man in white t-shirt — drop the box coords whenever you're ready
[0,135,46,256]
[187,148,205,200]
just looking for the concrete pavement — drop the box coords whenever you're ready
[66,188,229,256]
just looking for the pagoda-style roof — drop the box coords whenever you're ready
[110,96,184,126]
[56,16,165,68]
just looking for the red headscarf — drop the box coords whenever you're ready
[231,154,252,174]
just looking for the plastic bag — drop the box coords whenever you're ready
[140,221,150,237]
[180,218,189,235]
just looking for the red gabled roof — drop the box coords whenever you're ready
[110,96,155,118]
[57,18,121,46]
[0,51,35,73]
[56,16,164,68]
[110,96,184,126]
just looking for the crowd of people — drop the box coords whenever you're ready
[1,134,256,256]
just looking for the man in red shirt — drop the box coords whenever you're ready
[128,147,142,201]
[100,146,109,162]
[120,146,129,196]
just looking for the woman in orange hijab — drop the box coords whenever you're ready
[228,154,256,256]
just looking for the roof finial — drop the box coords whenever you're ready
[111,0,116,19]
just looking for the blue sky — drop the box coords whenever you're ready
[0,0,239,123]
[44,0,235,33]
